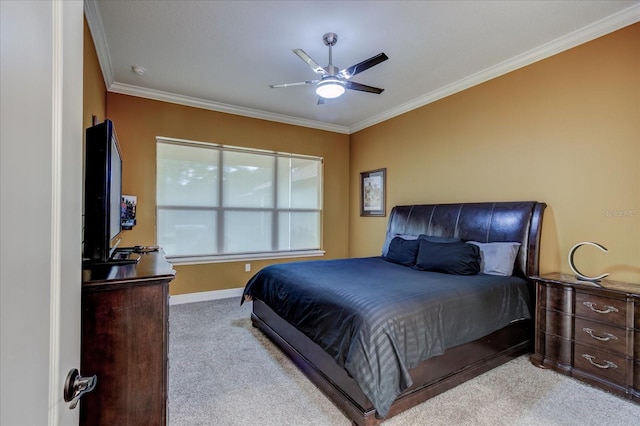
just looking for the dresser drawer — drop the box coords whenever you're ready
[541,309,572,339]
[537,331,572,366]
[532,274,640,401]
[540,283,573,313]
[574,342,627,384]
[575,292,626,325]
[574,318,627,355]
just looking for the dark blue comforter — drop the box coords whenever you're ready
[242,257,531,417]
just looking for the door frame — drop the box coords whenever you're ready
[0,1,83,424]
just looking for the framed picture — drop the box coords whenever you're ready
[360,168,386,217]
[121,195,137,230]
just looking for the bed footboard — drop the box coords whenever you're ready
[252,299,532,425]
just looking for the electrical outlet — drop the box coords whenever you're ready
[245,263,251,272]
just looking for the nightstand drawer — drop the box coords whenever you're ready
[540,283,573,313]
[541,309,572,339]
[537,331,572,365]
[574,342,627,384]
[574,318,627,355]
[576,292,626,325]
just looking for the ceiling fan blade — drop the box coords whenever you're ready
[293,49,327,75]
[338,53,388,80]
[345,81,384,94]
[269,80,318,88]
[317,97,326,105]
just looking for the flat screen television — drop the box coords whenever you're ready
[82,119,124,264]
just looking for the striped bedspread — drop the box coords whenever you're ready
[242,257,532,417]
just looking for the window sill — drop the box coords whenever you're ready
[167,250,326,266]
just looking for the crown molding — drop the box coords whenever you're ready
[349,3,640,133]
[108,83,350,134]
[83,0,113,89]
[83,0,347,134]
[84,1,639,135]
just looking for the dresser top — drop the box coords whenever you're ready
[532,272,640,296]
[82,249,175,287]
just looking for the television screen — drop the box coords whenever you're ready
[83,119,123,263]
[109,135,122,241]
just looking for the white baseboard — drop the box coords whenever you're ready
[169,287,244,305]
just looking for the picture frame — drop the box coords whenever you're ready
[121,195,137,230]
[360,168,386,217]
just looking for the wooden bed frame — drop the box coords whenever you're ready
[251,201,546,425]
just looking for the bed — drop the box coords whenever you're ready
[242,201,546,425]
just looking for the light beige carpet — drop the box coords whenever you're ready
[169,298,640,425]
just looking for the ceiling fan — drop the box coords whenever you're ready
[270,33,388,104]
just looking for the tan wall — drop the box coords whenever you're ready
[85,20,639,290]
[83,19,106,131]
[350,23,640,284]
[106,93,350,295]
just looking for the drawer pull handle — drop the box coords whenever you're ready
[581,354,617,369]
[582,327,618,341]
[582,301,618,314]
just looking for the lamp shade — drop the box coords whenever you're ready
[316,78,345,99]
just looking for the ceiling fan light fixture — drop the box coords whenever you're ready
[316,78,345,99]
[270,32,387,103]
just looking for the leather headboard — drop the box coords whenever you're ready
[386,201,546,278]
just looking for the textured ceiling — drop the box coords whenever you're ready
[85,0,640,133]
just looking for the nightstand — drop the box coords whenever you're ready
[530,273,639,402]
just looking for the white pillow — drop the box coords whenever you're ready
[466,241,521,276]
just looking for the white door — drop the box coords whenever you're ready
[1,1,84,425]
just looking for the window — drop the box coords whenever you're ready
[156,138,323,263]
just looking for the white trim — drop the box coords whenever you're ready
[168,249,325,266]
[169,287,244,305]
[48,1,64,423]
[349,3,640,133]
[109,82,350,134]
[83,0,113,89]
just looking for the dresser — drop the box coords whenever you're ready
[530,273,639,402]
[80,249,175,425]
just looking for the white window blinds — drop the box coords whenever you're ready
[156,138,323,261]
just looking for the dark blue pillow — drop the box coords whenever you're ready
[418,234,461,244]
[413,240,480,275]
[384,237,420,267]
